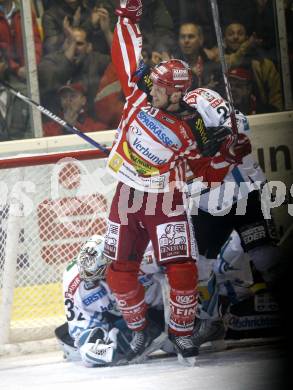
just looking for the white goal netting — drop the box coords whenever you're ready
[0,151,117,344]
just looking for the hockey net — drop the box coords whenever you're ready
[0,149,117,346]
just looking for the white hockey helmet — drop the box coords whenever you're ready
[77,235,110,282]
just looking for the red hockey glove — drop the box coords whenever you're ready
[115,0,143,23]
[220,133,251,164]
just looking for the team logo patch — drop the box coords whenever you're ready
[157,222,189,261]
[109,153,123,172]
[104,221,120,260]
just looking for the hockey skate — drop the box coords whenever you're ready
[192,319,226,351]
[127,321,166,364]
[168,333,198,366]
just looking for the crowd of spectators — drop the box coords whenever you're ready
[0,0,290,141]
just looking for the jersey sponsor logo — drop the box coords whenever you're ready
[184,91,197,106]
[104,222,120,260]
[173,69,189,80]
[196,117,208,145]
[125,144,160,175]
[149,175,166,189]
[66,275,81,297]
[137,111,181,148]
[210,98,224,108]
[108,153,124,173]
[157,222,189,261]
[171,306,196,316]
[162,115,175,124]
[132,138,168,165]
[175,294,195,305]
[169,318,194,332]
[241,225,266,245]
[82,286,108,306]
[196,88,217,102]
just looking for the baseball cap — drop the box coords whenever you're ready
[58,82,86,95]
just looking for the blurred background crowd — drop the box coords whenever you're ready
[0,0,292,141]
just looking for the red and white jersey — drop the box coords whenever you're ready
[107,17,234,193]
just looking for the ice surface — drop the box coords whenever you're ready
[0,343,286,390]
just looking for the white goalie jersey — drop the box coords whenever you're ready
[63,241,164,344]
[63,261,119,342]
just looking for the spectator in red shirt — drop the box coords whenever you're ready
[0,0,42,80]
[43,82,107,136]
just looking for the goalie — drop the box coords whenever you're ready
[55,235,172,367]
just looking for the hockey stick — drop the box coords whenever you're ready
[209,0,238,138]
[0,80,110,155]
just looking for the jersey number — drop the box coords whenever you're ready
[65,298,85,321]
[217,105,229,122]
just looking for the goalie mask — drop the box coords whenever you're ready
[77,235,110,283]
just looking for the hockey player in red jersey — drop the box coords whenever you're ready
[104,0,251,364]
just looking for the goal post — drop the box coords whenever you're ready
[0,149,116,346]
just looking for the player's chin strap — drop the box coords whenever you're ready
[209,0,238,142]
[0,80,110,156]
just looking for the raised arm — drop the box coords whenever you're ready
[112,0,143,98]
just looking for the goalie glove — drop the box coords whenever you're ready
[78,327,118,366]
[115,0,143,23]
[219,133,252,164]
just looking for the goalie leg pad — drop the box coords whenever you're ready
[166,261,198,335]
[107,262,147,331]
[55,323,80,361]
[56,338,80,362]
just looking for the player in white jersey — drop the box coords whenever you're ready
[184,89,281,350]
[55,235,171,367]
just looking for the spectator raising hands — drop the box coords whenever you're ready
[90,5,113,48]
